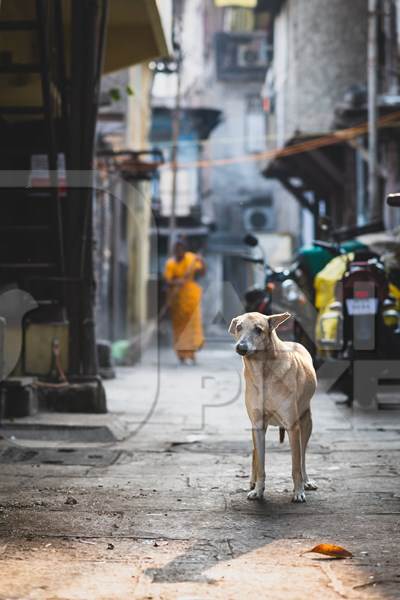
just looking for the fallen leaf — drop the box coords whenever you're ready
[304,543,353,559]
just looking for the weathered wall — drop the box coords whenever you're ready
[126,65,154,330]
[274,0,368,144]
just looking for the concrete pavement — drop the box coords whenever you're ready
[0,339,399,599]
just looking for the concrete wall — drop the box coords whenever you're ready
[126,65,154,330]
[98,64,155,338]
[273,0,368,144]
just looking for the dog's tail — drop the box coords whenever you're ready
[279,427,285,443]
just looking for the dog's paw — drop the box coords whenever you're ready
[247,487,264,500]
[292,491,306,503]
[304,479,318,491]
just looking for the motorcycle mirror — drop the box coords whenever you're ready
[387,193,400,207]
[318,216,332,233]
[243,233,259,247]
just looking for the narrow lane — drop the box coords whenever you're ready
[0,342,399,599]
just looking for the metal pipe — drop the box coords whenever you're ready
[80,0,108,377]
[36,0,65,276]
[169,0,183,252]
[368,0,379,221]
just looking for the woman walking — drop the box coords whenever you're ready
[164,239,206,364]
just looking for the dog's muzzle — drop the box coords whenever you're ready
[236,342,249,356]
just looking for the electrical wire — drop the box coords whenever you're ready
[159,110,400,170]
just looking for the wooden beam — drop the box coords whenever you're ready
[307,148,344,188]
[276,175,315,213]
[289,152,334,201]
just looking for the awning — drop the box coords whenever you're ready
[262,134,348,215]
[103,0,171,73]
[151,107,222,142]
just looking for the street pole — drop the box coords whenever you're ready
[169,60,182,252]
[169,2,183,252]
[368,0,379,221]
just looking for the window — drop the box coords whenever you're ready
[245,94,265,153]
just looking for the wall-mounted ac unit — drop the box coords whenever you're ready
[237,41,268,68]
[215,32,272,82]
[243,204,275,232]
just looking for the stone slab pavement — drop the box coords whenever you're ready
[0,339,399,600]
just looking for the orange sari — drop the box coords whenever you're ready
[164,252,204,360]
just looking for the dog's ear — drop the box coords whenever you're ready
[269,312,291,331]
[228,316,239,335]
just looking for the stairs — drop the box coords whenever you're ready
[0,187,65,312]
[0,1,66,312]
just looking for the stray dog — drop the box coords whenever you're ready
[229,312,317,503]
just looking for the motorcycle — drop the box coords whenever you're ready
[241,228,387,363]
[241,234,316,356]
[316,241,400,404]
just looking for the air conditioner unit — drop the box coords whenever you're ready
[237,40,268,68]
[243,205,275,232]
[215,32,272,81]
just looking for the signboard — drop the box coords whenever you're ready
[214,0,257,7]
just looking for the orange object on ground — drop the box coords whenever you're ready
[304,543,353,558]
[164,251,205,361]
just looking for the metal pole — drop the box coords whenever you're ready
[368,0,379,221]
[0,318,5,382]
[169,1,183,252]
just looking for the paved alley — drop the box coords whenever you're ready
[0,339,399,600]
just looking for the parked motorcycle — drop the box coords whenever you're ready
[241,229,385,364]
[316,242,400,403]
[241,234,316,356]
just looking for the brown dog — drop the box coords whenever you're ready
[229,311,317,502]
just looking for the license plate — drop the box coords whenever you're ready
[346,298,378,315]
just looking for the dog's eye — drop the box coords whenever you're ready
[254,326,263,335]
[237,324,242,332]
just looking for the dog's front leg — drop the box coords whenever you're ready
[288,425,305,502]
[247,426,266,500]
[249,428,259,490]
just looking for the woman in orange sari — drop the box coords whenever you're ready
[164,239,206,364]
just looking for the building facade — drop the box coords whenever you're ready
[0,0,170,415]
[152,0,301,326]
[263,0,400,235]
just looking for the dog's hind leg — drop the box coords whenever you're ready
[247,426,266,500]
[288,425,306,502]
[300,410,317,491]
